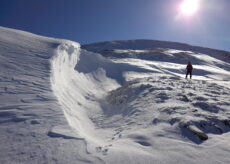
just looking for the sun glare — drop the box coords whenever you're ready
[180,0,200,16]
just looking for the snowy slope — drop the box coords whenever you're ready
[0,27,102,164]
[81,41,230,163]
[1,27,230,164]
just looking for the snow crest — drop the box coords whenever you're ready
[0,27,104,164]
[50,41,119,143]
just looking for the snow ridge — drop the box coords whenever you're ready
[0,27,105,164]
[50,41,119,145]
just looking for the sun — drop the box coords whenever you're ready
[180,0,200,16]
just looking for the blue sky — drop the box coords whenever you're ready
[0,0,229,51]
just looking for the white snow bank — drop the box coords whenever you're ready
[0,27,103,164]
[50,41,120,143]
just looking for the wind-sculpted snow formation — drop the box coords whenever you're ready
[0,27,103,164]
[1,27,230,164]
[51,41,120,141]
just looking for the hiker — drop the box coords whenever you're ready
[186,61,193,79]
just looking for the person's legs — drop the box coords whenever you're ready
[190,71,192,79]
[185,70,191,79]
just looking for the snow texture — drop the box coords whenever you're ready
[1,27,230,164]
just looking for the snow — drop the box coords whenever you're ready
[1,26,230,164]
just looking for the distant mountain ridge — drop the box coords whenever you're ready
[83,39,230,62]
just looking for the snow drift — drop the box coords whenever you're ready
[50,41,120,142]
[1,27,230,164]
[0,27,103,164]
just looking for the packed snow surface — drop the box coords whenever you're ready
[0,27,230,164]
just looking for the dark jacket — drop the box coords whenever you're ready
[186,64,193,71]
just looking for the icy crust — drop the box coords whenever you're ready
[101,76,230,142]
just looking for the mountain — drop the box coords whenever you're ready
[1,27,230,164]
